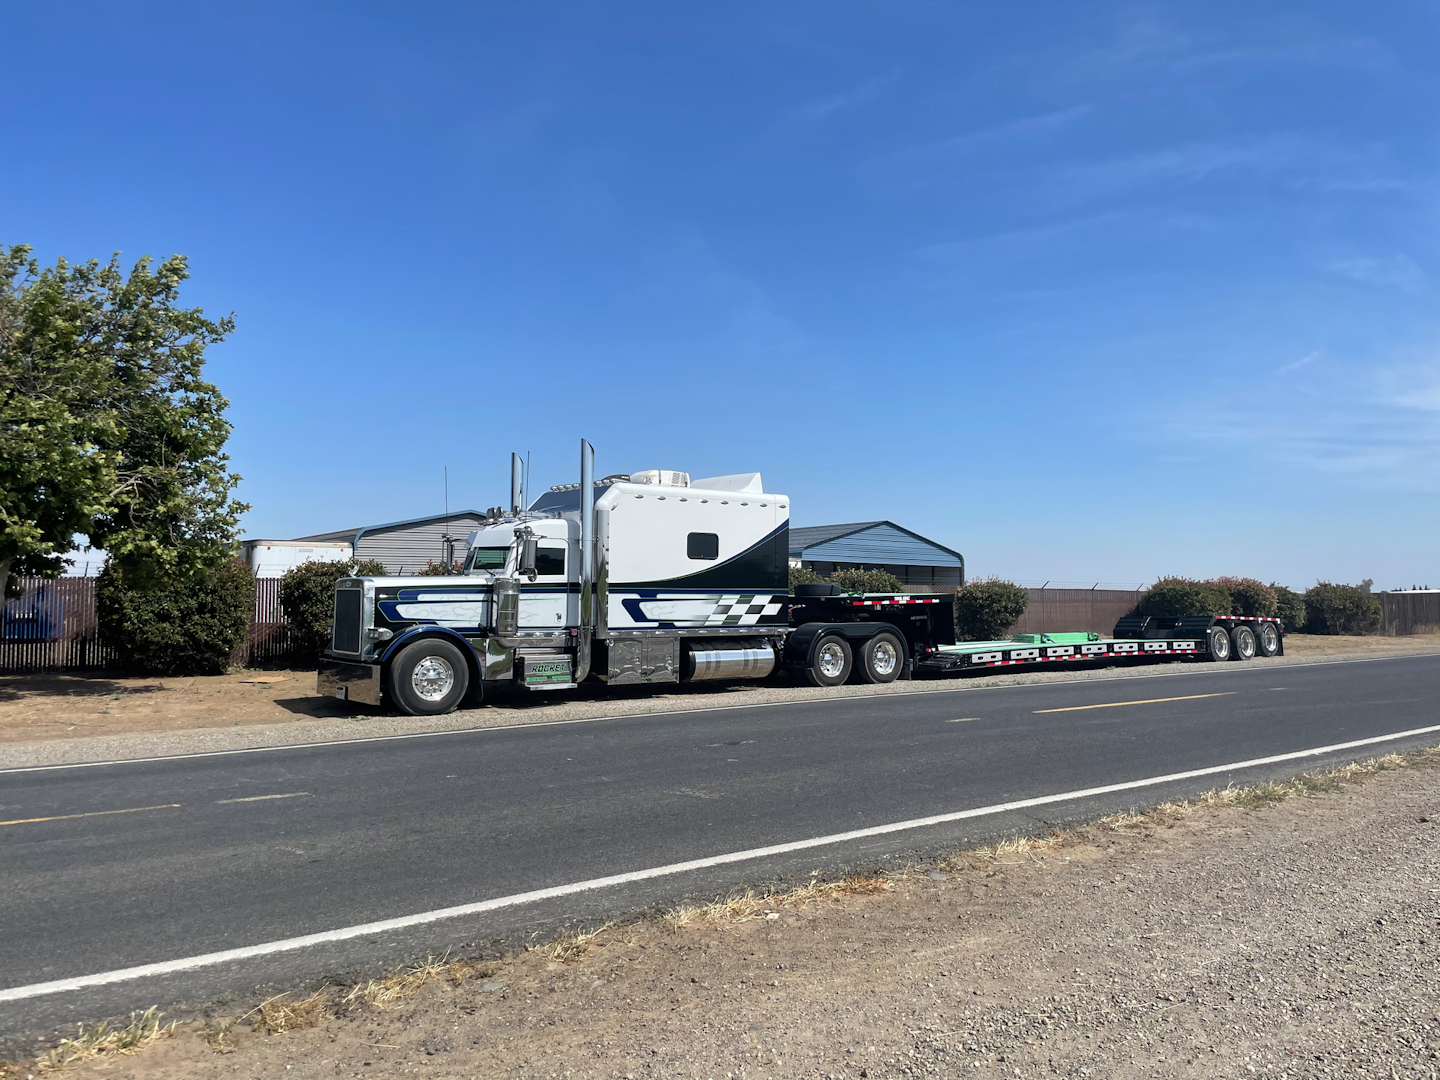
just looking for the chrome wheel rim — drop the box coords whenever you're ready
[1212,632,1229,659]
[412,656,455,701]
[871,640,898,676]
[1237,631,1255,658]
[817,642,846,678]
[1260,625,1278,651]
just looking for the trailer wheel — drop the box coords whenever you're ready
[805,634,853,687]
[390,639,469,715]
[1255,622,1280,657]
[1229,624,1257,661]
[859,633,903,684]
[1206,626,1231,662]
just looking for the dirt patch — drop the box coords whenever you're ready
[0,669,350,744]
[10,750,1438,1080]
[2,634,1435,750]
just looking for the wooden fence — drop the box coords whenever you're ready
[0,576,306,673]
[5,578,1433,674]
[1381,592,1440,636]
[1010,587,1144,637]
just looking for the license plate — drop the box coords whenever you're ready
[525,660,571,686]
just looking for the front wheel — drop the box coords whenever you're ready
[859,633,904,684]
[1229,624,1257,661]
[390,639,470,715]
[1207,626,1231,662]
[804,634,853,687]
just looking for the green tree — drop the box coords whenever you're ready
[279,558,388,656]
[1271,584,1306,632]
[1303,582,1381,635]
[96,557,255,675]
[788,565,825,588]
[953,578,1030,641]
[1137,577,1233,618]
[828,567,906,593]
[0,245,245,599]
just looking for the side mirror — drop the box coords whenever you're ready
[520,535,538,580]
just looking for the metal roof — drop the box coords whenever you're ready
[294,510,487,546]
[790,520,963,568]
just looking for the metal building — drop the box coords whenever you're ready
[295,511,486,575]
[789,521,964,590]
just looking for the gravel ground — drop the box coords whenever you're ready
[20,749,1439,1079]
[2,636,1437,769]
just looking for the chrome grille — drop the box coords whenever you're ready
[332,589,363,654]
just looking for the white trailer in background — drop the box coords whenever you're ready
[242,539,353,578]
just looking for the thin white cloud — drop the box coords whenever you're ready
[890,104,1095,163]
[1278,350,1320,374]
[1323,255,1428,295]
[788,72,899,123]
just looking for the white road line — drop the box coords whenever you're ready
[2,652,1431,776]
[215,792,311,805]
[3,721,1438,1005]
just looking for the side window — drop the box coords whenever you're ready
[687,532,719,561]
[535,545,566,576]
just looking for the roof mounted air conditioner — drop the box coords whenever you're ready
[630,470,690,488]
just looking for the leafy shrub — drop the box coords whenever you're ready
[828,567,906,593]
[789,565,825,588]
[1303,582,1381,635]
[954,578,1030,641]
[1213,577,1278,617]
[1272,584,1305,632]
[96,557,255,675]
[418,560,463,576]
[1137,577,1232,618]
[278,558,388,657]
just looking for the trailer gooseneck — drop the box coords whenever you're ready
[317,440,1284,715]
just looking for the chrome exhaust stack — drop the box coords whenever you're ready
[575,438,595,683]
[510,453,524,515]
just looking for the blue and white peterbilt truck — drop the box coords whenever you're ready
[317,440,1282,715]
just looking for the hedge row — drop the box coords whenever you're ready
[1136,576,1380,635]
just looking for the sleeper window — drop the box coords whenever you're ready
[535,545,566,577]
[687,532,719,560]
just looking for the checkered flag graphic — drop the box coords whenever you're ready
[705,594,784,626]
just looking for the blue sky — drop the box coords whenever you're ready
[5,2,1437,588]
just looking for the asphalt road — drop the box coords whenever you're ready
[1,653,1436,1035]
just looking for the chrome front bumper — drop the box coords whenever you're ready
[317,659,382,706]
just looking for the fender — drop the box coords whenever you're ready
[378,626,484,691]
[785,621,907,668]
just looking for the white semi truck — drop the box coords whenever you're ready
[317,440,1283,715]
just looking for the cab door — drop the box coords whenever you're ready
[519,541,569,629]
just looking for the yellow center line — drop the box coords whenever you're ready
[1034,692,1237,714]
[215,792,311,804]
[0,804,181,827]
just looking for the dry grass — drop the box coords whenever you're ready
[247,991,328,1035]
[539,922,619,963]
[342,954,490,1009]
[40,1007,174,1070]
[665,873,894,928]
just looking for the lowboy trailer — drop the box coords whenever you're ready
[317,440,1283,715]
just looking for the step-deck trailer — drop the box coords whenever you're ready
[318,441,1283,715]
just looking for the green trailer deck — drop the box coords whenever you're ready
[934,631,1206,670]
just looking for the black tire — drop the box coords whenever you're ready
[1229,624,1257,662]
[389,639,469,715]
[859,632,904,684]
[1255,621,1281,657]
[804,634,853,687]
[1207,625,1231,662]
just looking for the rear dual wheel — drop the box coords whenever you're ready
[1229,624,1257,661]
[803,632,905,686]
[1256,621,1281,657]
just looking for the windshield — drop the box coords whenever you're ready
[466,546,510,572]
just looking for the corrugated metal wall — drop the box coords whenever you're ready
[800,523,962,567]
[355,514,487,574]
